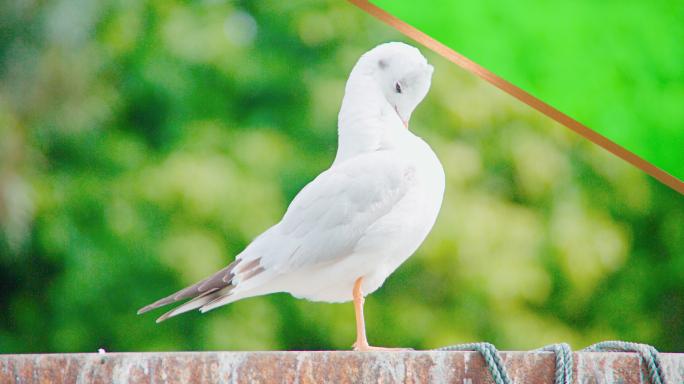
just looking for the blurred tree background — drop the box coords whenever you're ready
[1,0,683,354]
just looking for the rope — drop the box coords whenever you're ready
[535,343,574,384]
[581,341,666,384]
[431,340,666,384]
[433,342,511,384]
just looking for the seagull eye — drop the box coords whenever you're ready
[395,82,402,94]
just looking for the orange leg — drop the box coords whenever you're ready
[352,277,410,351]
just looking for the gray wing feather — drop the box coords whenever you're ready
[244,150,415,273]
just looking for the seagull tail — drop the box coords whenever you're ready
[156,288,229,323]
[138,260,239,316]
[199,291,245,313]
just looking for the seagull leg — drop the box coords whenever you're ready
[351,277,409,351]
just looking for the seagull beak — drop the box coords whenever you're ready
[403,112,411,129]
[395,106,409,129]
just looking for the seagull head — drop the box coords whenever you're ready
[362,42,434,129]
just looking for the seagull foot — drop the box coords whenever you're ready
[353,346,413,351]
[352,342,413,351]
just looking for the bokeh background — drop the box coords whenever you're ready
[372,0,684,182]
[1,0,683,354]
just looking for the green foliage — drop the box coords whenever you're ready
[1,0,683,354]
[372,0,684,181]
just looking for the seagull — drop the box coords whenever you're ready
[138,42,445,351]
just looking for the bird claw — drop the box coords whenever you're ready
[352,342,413,352]
[354,346,413,351]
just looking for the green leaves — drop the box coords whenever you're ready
[0,0,682,354]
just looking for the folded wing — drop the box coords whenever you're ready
[138,150,417,319]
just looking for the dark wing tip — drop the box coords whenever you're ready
[136,295,180,315]
[137,260,240,317]
[156,312,171,323]
[137,306,152,315]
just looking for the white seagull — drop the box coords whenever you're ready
[138,42,445,351]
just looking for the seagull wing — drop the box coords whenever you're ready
[139,150,418,319]
[240,149,417,274]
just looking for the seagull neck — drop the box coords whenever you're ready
[334,75,398,165]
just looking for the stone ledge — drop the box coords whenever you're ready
[1,351,683,383]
